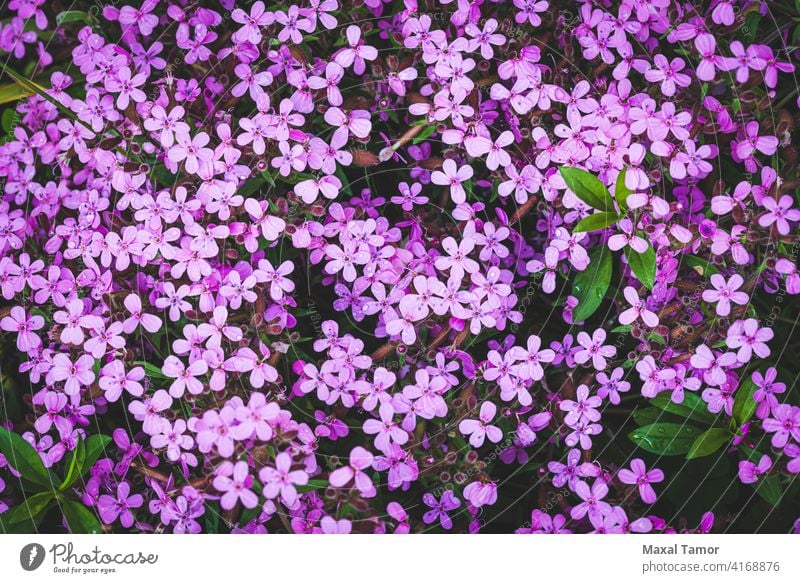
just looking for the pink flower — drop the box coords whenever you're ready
[122,294,162,334]
[738,455,772,485]
[49,353,95,396]
[570,479,612,520]
[363,403,409,451]
[329,446,376,497]
[574,329,616,371]
[0,306,43,352]
[97,482,143,528]
[213,461,258,510]
[162,355,208,398]
[618,286,659,328]
[431,159,473,204]
[459,401,503,448]
[726,318,773,363]
[618,459,664,504]
[53,298,101,345]
[690,345,737,387]
[759,195,800,235]
[98,360,144,402]
[260,452,309,506]
[702,274,749,316]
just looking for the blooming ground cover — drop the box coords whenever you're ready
[0,0,798,535]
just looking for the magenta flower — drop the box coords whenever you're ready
[49,353,95,397]
[260,452,309,506]
[570,479,612,521]
[459,401,503,448]
[702,274,749,316]
[329,446,376,498]
[738,455,772,485]
[422,491,461,530]
[759,195,800,235]
[618,459,664,504]
[762,405,800,448]
[0,306,43,352]
[618,286,659,328]
[97,482,143,528]
[213,461,258,510]
[574,329,616,370]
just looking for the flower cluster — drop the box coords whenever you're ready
[0,0,798,534]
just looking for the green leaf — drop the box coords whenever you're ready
[560,166,615,212]
[134,361,169,380]
[296,479,328,493]
[0,82,33,105]
[55,10,98,26]
[0,427,53,489]
[732,377,759,427]
[412,125,436,145]
[2,491,55,525]
[754,475,783,507]
[60,438,86,490]
[683,255,719,277]
[571,245,613,322]
[649,392,716,425]
[82,434,112,476]
[62,500,103,534]
[614,168,633,212]
[628,423,703,455]
[573,212,619,233]
[686,428,731,459]
[633,406,670,426]
[624,243,657,289]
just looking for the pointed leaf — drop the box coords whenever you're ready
[686,428,732,459]
[628,423,703,455]
[0,427,53,489]
[754,475,783,507]
[649,392,716,425]
[615,168,633,212]
[560,166,615,212]
[571,245,613,322]
[573,212,619,233]
[732,377,758,427]
[624,243,657,290]
[2,491,54,525]
[60,438,86,490]
[62,500,103,534]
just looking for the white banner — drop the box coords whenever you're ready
[0,535,798,583]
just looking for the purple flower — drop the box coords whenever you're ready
[422,491,461,530]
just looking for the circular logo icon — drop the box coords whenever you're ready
[20,543,46,571]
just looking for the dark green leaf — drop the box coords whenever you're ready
[571,246,613,322]
[633,407,670,426]
[0,427,53,489]
[649,392,716,425]
[614,168,633,212]
[754,475,783,507]
[573,212,619,233]
[732,377,758,427]
[60,438,86,490]
[686,428,731,459]
[82,434,113,477]
[624,243,656,289]
[628,423,703,455]
[2,491,54,525]
[560,166,615,212]
[62,500,103,534]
